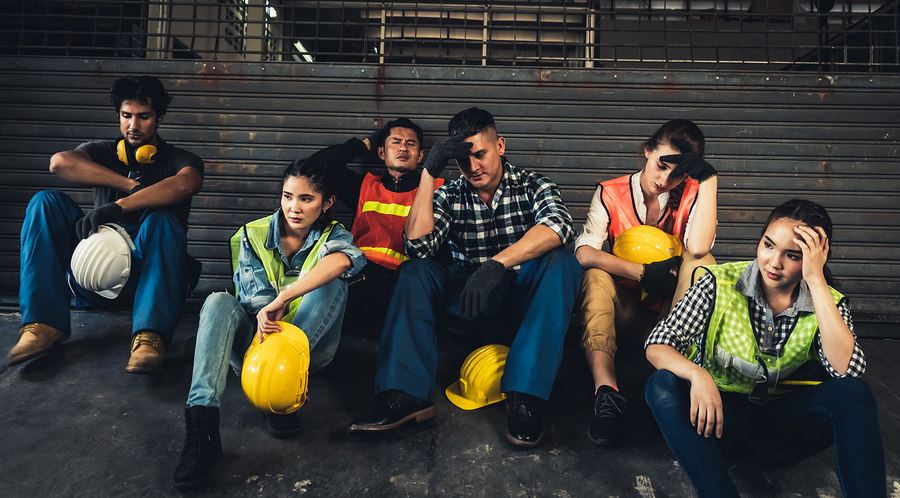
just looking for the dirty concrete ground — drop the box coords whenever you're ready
[0,309,898,498]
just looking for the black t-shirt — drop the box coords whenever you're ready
[77,136,204,229]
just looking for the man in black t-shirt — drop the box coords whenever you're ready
[9,75,204,375]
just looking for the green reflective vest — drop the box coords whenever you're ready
[229,216,337,323]
[693,261,843,399]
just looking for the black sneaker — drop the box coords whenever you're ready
[265,411,303,439]
[586,385,628,446]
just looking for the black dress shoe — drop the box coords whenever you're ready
[265,411,302,439]
[505,391,544,448]
[174,405,222,490]
[347,389,436,435]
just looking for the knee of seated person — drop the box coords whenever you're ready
[142,211,186,236]
[645,370,682,406]
[200,292,239,314]
[395,257,440,279]
[27,190,69,211]
[580,268,616,294]
[818,376,876,409]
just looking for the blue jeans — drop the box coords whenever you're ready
[374,247,581,402]
[19,190,190,345]
[186,277,348,408]
[645,369,886,498]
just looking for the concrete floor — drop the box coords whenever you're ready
[0,309,898,498]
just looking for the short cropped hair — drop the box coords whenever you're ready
[109,75,173,116]
[448,107,497,139]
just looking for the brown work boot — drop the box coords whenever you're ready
[126,330,166,374]
[8,322,69,365]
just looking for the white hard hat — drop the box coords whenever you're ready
[70,223,136,299]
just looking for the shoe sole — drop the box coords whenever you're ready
[347,406,437,435]
[585,427,623,446]
[125,365,163,375]
[505,427,542,448]
[174,451,222,491]
[7,335,69,366]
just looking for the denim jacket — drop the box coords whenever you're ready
[234,208,366,314]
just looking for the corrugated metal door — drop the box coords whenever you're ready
[1,58,898,319]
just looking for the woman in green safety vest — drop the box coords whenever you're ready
[173,158,365,491]
[644,199,884,498]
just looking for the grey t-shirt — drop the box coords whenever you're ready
[77,136,204,229]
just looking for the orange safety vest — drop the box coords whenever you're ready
[351,173,445,270]
[599,173,700,312]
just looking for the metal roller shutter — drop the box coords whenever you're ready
[0,57,897,321]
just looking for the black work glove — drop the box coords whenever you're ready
[423,134,473,178]
[460,259,506,319]
[660,138,717,183]
[75,202,123,239]
[639,256,682,295]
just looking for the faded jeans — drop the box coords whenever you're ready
[186,278,347,408]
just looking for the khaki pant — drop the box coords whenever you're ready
[576,253,716,358]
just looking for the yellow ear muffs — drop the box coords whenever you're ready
[117,140,158,167]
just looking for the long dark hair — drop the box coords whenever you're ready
[762,199,838,289]
[281,158,336,232]
[641,119,705,214]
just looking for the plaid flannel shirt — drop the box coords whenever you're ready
[405,160,575,272]
[645,260,866,378]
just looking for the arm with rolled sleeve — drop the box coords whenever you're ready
[530,174,576,246]
[317,224,367,279]
[815,300,866,378]
[645,272,716,357]
[491,173,574,269]
[404,186,453,260]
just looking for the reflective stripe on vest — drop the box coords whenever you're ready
[351,172,444,270]
[599,173,700,312]
[700,261,843,398]
[229,216,337,323]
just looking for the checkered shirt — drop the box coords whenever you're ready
[645,260,866,378]
[405,161,575,271]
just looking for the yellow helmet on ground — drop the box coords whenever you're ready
[241,321,310,414]
[612,225,682,265]
[445,344,510,410]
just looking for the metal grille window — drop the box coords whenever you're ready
[0,0,897,70]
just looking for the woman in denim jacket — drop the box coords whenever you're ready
[173,158,365,490]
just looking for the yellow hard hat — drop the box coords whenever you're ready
[445,344,509,410]
[241,321,310,414]
[612,225,682,265]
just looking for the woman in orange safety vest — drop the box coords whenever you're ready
[574,119,719,446]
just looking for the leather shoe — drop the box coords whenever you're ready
[265,412,303,439]
[347,389,436,435]
[126,330,166,374]
[8,322,69,365]
[505,391,544,448]
[174,405,222,490]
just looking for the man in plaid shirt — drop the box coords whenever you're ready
[348,108,582,448]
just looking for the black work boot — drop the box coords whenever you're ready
[174,405,222,490]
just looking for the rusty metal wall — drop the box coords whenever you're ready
[0,57,898,318]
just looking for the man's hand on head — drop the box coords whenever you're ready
[423,135,473,178]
